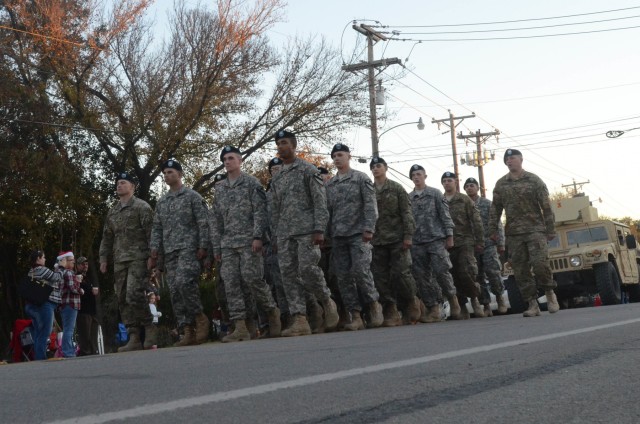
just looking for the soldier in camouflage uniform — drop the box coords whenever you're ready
[99,172,156,351]
[441,172,485,319]
[369,157,421,327]
[408,165,459,322]
[463,177,508,315]
[148,159,210,346]
[489,149,559,317]
[271,130,340,336]
[326,144,383,331]
[210,146,281,342]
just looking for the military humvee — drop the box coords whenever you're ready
[503,195,640,311]
[547,196,639,307]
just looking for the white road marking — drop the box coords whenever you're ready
[50,317,640,424]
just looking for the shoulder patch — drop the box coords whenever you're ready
[313,174,323,185]
[365,180,374,192]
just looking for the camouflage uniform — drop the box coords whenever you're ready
[409,187,456,308]
[265,188,289,314]
[271,158,332,316]
[210,172,277,321]
[326,169,380,312]
[149,186,209,329]
[446,192,484,301]
[99,196,154,328]
[473,196,506,304]
[371,178,417,305]
[489,171,556,301]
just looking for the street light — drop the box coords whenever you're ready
[378,117,425,139]
[606,126,640,138]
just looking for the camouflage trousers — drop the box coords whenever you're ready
[332,235,379,312]
[215,267,255,323]
[507,232,556,301]
[164,249,204,329]
[221,246,276,321]
[449,244,480,301]
[411,240,456,308]
[477,245,505,305]
[278,234,332,316]
[264,246,289,314]
[372,242,417,305]
[113,260,153,328]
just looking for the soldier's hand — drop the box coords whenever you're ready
[272,243,278,254]
[402,240,412,250]
[214,254,222,263]
[475,244,484,254]
[362,231,373,243]
[489,233,498,243]
[547,234,556,241]
[196,248,207,260]
[99,262,107,274]
[147,256,158,271]
[445,236,454,250]
[252,239,263,254]
[312,233,324,247]
[498,245,505,254]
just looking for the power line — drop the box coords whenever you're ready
[377,6,640,28]
[389,25,640,42]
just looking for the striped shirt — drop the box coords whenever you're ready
[28,266,63,304]
[60,269,83,310]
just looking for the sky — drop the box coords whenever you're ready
[152,1,640,218]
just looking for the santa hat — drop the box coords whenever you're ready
[57,251,74,261]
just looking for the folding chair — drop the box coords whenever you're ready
[20,326,35,361]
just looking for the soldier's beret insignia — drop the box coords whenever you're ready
[168,160,173,166]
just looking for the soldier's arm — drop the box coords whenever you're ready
[360,175,378,234]
[271,180,281,244]
[398,189,416,241]
[149,206,163,255]
[251,182,268,242]
[488,187,504,237]
[209,201,223,258]
[192,194,210,251]
[308,170,329,234]
[140,202,154,254]
[469,198,485,248]
[98,211,114,267]
[537,179,556,237]
[436,193,455,237]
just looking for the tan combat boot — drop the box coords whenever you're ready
[471,298,485,318]
[195,313,210,344]
[448,296,462,319]
[418,300,429,323]
[459,304,471,320]
[246,318,258,339]
[382,303,402,327]
[307,301,324,334]
[118,327,143,352]
[484,304,493,317]
[222,320,251,342]
[281,314,312,337]
[344,310,365,331]
[523,299,541,317]
[425,304,442,323]
[406,296,422,323]
[268,307,282,337]
[174,325,197,347]
[546,290,560,313]
[496,294,508,314]
[368,301,383,328]
[322,298,340,331]
[143,324,158,349]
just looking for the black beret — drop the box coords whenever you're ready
[317,166,329,175]
[441,171,457,181]
[369,156,387,169]
[268,157,282,173]
[116,171,136,184]
[409,164,425,178]
[503,148,522,163]
[214,173,227,183]
[464,177,479,188]
[220,145,242,162]
[330,143,350,157]
[274,129,296,142]
[161,159,183,172]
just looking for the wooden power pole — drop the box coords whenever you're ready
[431,110,476,192]
[458,128,500,197]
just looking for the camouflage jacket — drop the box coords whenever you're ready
[446,192,484,248]
[149,186,210,254]
[326,169,378,238]
[99,196,153,263]
[372,178,415,246]
[410,186,454,244]
[271,157,329,240]
[489,170,556,237]
[473,196,504,247]
[210,172,268,254]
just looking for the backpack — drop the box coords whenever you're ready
[115,323,129,346]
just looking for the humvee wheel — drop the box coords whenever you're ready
[504,276,526,313]
[594,262,622,305]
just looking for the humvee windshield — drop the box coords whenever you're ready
[548,237,560,248]
[566,226,608,246]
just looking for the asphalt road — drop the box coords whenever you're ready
[3,305,640,424]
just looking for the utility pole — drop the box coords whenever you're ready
[562,179,590,197]
[458,129,500,197]
[431,110,476,192]
[342,24,401,157]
